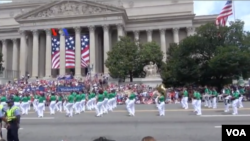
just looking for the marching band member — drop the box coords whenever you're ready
[95,89,104,117]
[181,88,188,109]
[33,93,39,111]
[238,86,245,108]
[156,84,166,116]
[63,94,67,111]
[0,95,7,108]
[49,92,57,115]
[56,93,63,112]
[111,90,117,109]
[211,88,218,109]
[203,86,209,107]
[13,93,20,108]
[20,94,29,115]
[74,92,82,114]
[66,92,74,117]
[223,86,232,112]
[194,90,202,115]
[102,90,109,114]
[231,90,240,115]
[80,92,86,112]
[126,89,136,116]
[192,91,197,112]
[207,88,213,108]
[37,93,45,118]
[107,91,113,111]
[27,93,31,110]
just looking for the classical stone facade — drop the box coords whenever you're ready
[0,0,217,79]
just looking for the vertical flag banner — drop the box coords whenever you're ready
[216,0,233,26]
[63,28,69,36]
[81,35,90,68]
[51,36,60,69]
[65,36,75,68]
[51,29,57,36]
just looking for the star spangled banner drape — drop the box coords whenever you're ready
[65,36,75,68]
[51,36,60,69]
[81,35,90,68]
[216,0,233,26]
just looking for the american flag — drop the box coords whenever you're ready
[81,35,90,68]
[51,36,60,69]
[65,36,75,68]
[216,0,233,26]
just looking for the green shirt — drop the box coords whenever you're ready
[233,92,240,98]
[14,96,20,102]
[81,94,86,100]
[97,94,104,102]
[208,90,212,95]
[129,93,136,100]
[108,93,112,99]
[212,90,218,96]
[239,88,245,95]
[194,92,201,100]
[22,96,28,102]
[67,95,74,103]
[72,92,77,97]
[104,91,108,99]
[75,95,81,102]
[58,96,63,101]
[225,89,231,95]
[159,96,165,102]
[0,96,6,102]
[205,88,209,93]
[38,96,45,103]
[50,95,56,101]
[183,90,188,97]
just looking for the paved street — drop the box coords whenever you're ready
[3,102,250,141]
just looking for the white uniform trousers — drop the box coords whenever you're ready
[28,100,31,110]
[74,101,81,114]
[65,103,74,117]
[208,96,212,108]
[102,98,108,113]
[112,97,117,108]
[107,99,113,111]
[63,101,67,111]
[49,101,56,114]
[80,100,86,112]
[203,94,209,107]
[21,102,28,115]
[224,96,231,112]
[181,97,188,109]
[37,103,45,117]
[14,102,20,109]
[43,100,45,111]
[155,97,159,109]
[195,99,202,115]
[238,95,244,108]
[126,99,135,116]
[212,97,217,109]
[192,99,197,112]
[158,102,165,116]
[232,99,239,115]
[95,101,103,116]
[33,99,38,111]
[56,101,63,112]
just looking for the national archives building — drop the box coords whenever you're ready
[0,0,217,79]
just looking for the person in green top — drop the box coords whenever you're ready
[96,89,104,117]
[56,94,63,112]
[231,90,240,115]
[111,90,117,109]
[204,86,210,107]
[66,93,74,117]
[74,93,82,114]
[126,92,136,116]
[238,86,245,108]
[157,92,165,116]
[33,94,39,111]
[87,92,95,111]
[193,90,202,115]
[107,92,113,111]
[102,91,109,114]
[21,94,29,115]
[80,92,86,112]
[49,93,57,115]
[211,88,218,109]
[207,88,213,108]
[0,95,7,108]
[181,88,188,109]
[13,93,21,109]
[223,86,232,113]
[37,94,45,118]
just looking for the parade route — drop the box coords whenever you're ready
[2,102,249,141]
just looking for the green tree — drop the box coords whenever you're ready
[161,20,250,88]
[105,36,138,82]
[135,41,163,77]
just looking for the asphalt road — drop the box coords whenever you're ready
[2,102,250,141]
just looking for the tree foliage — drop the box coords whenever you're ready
[161,20,250,88]
[105,37,163,82]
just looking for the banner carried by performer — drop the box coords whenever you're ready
[56,86,83,92]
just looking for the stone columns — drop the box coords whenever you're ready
[59,29,66,75]
[19,31,27,77]
[103,25,110,74]
[89,26,96,74]
[32,30,39,77]
[134,30,139,41]
[117,24,124,40]
[187,27,194,36]
[12,39,18,72]
[173,28,179,44]
[45,29,52,77]
[1,39,7,71]
[160,29,166,61]
[74,26,81,77]
[147,29,152,42]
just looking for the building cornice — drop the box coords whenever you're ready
[0,2,43,10]
[193,14,218,24]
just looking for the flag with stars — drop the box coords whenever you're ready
[65,36,75,68]
[51,36,60,69]
[81,35,90,68]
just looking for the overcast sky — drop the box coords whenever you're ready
[0,1,249,31]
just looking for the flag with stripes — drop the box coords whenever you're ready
[216,0,233,26]
[81,35,90,68]
[65,36,75,68]
[51,36,60,69]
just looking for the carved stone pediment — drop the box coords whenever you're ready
[23,1,122,19]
